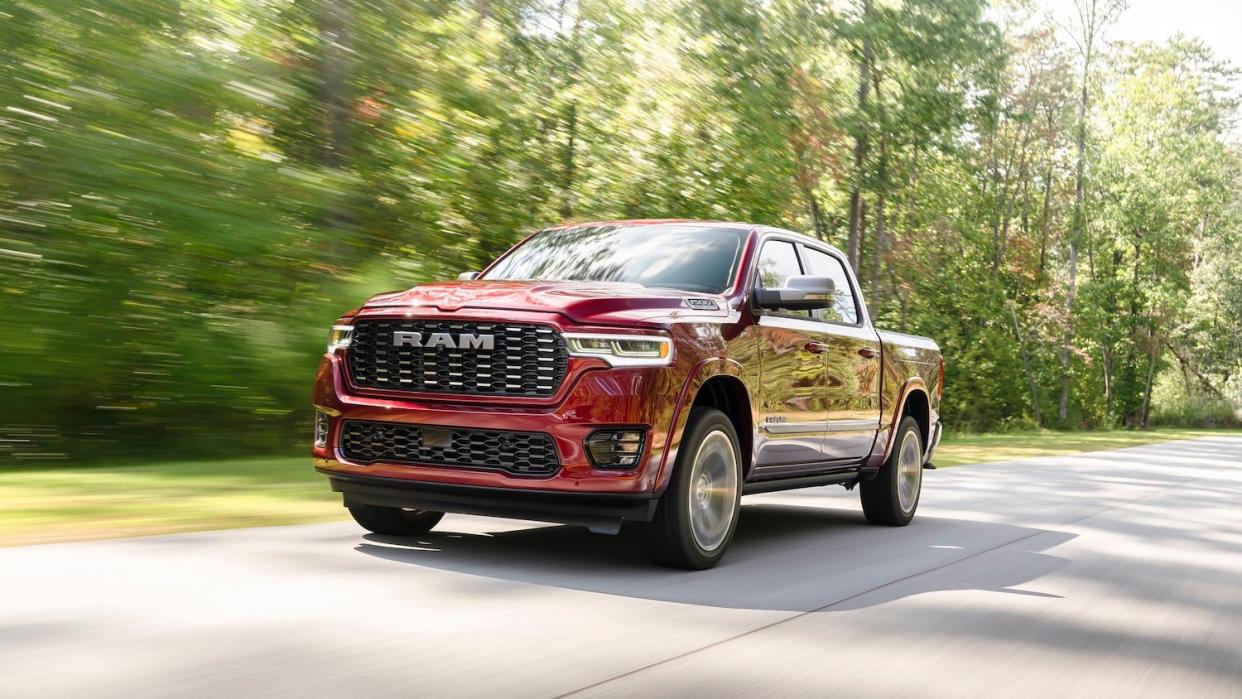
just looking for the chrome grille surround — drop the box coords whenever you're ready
[347,319,568,396]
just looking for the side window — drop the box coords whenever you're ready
[801,247,860,324]
[754,240,810,318]
[756,240,803,290]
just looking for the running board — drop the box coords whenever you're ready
[742,471,859,495]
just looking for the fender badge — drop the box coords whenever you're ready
[685,298,719,311]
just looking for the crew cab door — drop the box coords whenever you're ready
[752,239,832,468]
[798,245,882,459]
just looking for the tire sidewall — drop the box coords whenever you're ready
[890,419,922,522]
[668,408,743,567]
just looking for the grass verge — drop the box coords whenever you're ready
[2,428,1238,546]
[933,427,1242,467]
[0,457,339,547]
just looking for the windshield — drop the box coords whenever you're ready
[481,224,745,293]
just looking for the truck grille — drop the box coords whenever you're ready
[347,319,568,396]
[339,420,561,477]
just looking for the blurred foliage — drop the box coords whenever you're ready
[1,0,1240,463]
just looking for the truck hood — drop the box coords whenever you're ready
[361,280,731,326]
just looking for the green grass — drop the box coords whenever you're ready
[933,427,1242,467]
[0,457,341,547]
[2,427,1239,546]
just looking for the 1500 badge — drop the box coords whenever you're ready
[685,298,719,310]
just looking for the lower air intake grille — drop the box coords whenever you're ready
[339,420,561,477]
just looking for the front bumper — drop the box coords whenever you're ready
[321,469,660,531]
[312,341,683,495]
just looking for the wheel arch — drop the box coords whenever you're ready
[870,378,932,468]
[655,360,756,491]
[902,389,931,452]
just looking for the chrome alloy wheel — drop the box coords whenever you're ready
[687,429,739,552]
[896,429,923,514]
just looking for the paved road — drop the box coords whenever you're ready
[2,437,1240,698]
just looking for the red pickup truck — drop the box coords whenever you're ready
[313,220,943,568]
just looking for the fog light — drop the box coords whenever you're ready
[585,429,646,469]
[314,410,330,448]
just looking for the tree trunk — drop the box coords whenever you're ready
[1140,323,1158,429]
[560,102,577,219]
[991,118,1029,272]
[1037,158,1054,282]
[870,71,888,308]
[1102,345,1112,416]
[1166,341,1223,398]
[1177,349,1194,396]
[1059,19,1095,423]
[996,128,1032,271]
[473,0,492,22]
[1120,240,1142,416]
[1195,211,1208,270]
[847,185,865,272]
[846,0,873,272]
[558,3,582,220]
[317,0,352,169]
[858,199,868,271]
[804,182,827,240]
[1010,304,1041,425]
[311,0,355,238]
[871,192,886,305]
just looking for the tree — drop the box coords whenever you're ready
[2,0,1240,463]
[1057,0,1126,422]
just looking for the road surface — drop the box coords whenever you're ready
[2,437,1240,697]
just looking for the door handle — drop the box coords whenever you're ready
[858,347,879,359]
[804,341,829,354]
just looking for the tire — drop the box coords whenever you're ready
[860,415,923,526]
[644,407,742,569]
[347,504,444,536]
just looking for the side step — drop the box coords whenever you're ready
[742,471,858,495]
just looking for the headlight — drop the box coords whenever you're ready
[313,409,330,448]
[327,324,353,352]
[563,333,673,367]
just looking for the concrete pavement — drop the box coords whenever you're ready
[1,437,1239,697]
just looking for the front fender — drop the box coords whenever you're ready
[653,357,755,492]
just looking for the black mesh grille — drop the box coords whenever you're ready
[339,420,560,477]
[347,319,568,396]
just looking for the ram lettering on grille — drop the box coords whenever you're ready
[347,320,568,396]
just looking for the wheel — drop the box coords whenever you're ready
[644,407,742,569]
[860,415,923,526]
[347,504,444,536]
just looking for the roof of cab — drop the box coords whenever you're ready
[542,219,758,231]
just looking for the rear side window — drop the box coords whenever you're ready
[800,247,860,324]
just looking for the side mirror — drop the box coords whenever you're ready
[457,271,479,281]
[754,275,835,311]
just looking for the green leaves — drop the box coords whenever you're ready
[1,0,1239,461]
